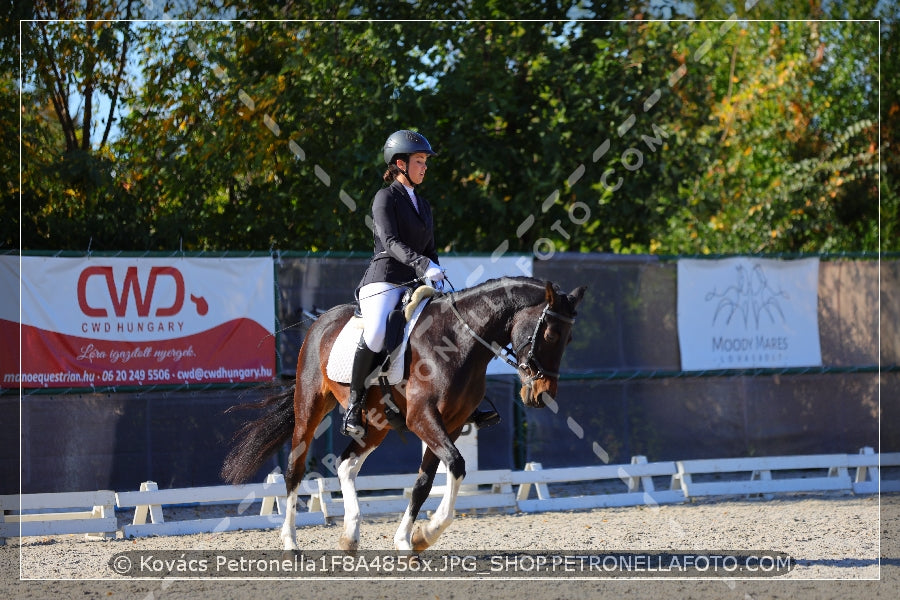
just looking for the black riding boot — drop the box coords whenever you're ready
[341,335,377,437]
[467,397,501,429]
[467,408,501,429]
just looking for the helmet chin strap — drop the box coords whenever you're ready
[396,162,417,187]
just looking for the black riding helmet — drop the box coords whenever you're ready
[382,130,437,165]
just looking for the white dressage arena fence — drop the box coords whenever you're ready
[0,490,117,541]
[2,447,897,542]
[113,472,325,538]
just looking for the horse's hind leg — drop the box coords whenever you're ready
[337,424,389,553]
[280,438,311,552]
[281,388,332,552]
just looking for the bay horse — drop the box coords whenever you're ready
[221,276,586,553]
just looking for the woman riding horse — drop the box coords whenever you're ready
[221,275,586,553]
[220,132,586,554]
[343,129,497,437]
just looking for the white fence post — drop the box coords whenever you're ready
[130,481,164,526]
[516,462,550,502]
[259,471,285,516]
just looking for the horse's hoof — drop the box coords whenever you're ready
[338,534,359,555]
[411,526,431,552]
[282,549,299,561]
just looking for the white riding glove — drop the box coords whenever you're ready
[424,262,446,291]
[424,262,445,281]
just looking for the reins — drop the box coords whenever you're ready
[444,280,576,384]
[446,297,520,371]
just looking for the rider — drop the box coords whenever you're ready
[342,129,498,437]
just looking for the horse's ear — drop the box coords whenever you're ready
[568,285,587,308]
[544,280,557,308]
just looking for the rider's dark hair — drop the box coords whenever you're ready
[382,154,409,183]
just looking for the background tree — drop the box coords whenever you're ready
[16,0,229,250]
[12,0,896,254]
[1,1,34,249]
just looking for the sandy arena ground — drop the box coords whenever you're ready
[2,492,898,600]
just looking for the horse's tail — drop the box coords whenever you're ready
[220,385,295,485]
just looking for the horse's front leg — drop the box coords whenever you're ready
[411,450,464,551]
[394,449,441,551]
[398,433,466,552]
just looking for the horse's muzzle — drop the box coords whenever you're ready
[519,377,556,409]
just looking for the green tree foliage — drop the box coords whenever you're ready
[11,0,896,254]
[638,19,882,254]
[1,1,34,248]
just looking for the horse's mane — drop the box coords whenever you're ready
[440,275,550,305]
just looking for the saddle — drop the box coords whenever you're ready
[326,284,435,386]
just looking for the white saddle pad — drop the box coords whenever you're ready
[326,296,431,386]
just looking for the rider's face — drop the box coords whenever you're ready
[399,153,428,186]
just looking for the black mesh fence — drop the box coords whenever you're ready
[5,253,895,493]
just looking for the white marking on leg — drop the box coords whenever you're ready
[418,472,463,547]
[280,485,299,551]
[337,448,373,550]
[394,507,416,551]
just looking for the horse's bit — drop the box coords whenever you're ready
[446,295,575,384]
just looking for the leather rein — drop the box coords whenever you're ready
[446,293,575,385]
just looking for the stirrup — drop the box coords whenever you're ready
[468,409,501,429]
[467,396,501,429]
[467,396,501,430]
[341,393,367,437]
[341,405,366,437]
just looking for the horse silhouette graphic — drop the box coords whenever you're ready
[704,264,789,329]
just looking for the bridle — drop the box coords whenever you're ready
[446,293,576,385]
[514,303,576,384]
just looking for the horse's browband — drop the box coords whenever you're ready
[543,307,576,325]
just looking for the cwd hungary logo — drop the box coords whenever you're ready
[704,263,789,330]
[77,266,209,318]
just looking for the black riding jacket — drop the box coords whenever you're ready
[356,180,440,293]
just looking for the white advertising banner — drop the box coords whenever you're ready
[677,257,822,371]
[1,255,275,388]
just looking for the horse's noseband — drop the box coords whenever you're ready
[515,304,576,385]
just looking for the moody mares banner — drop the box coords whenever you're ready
[677,257,822,371]
[0,255,275,388]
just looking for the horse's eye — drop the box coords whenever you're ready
[545,330,559,343]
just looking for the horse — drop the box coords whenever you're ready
[221,275,586,553]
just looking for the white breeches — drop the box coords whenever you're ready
[357,282,405,352]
